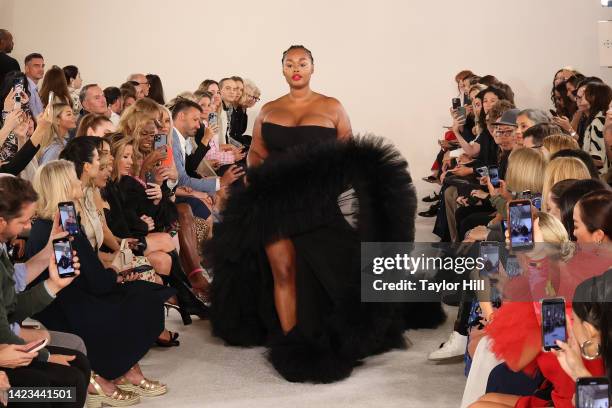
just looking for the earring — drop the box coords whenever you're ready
[580,339,601,360]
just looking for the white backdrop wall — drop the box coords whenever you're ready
[1,0,612,186]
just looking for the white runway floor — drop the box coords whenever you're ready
[137,179,466,408]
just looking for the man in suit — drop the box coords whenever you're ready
[0,30,19,86]
[171,98,243,200]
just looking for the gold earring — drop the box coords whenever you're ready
[580,339,601,360]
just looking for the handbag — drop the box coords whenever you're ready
[111,239,134,272]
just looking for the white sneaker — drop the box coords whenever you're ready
[428,331,467,361]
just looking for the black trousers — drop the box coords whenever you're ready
[3,346,90,408]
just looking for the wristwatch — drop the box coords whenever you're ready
[570,130,577,138]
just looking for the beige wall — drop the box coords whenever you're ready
[2,0,612,188]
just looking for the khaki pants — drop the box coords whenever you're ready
[445,186,459,242]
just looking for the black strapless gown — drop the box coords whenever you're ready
[205,123,445,383]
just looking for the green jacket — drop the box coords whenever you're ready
[0,250,54,361]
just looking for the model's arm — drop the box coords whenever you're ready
[331,98,352,140]
[247,107,268,167]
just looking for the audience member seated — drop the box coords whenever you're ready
[38,103,76,165]
[104,86,123,127]
[26,159,173,405]
[23,53,45,117]
[75,113,115,137]
[39,65,71,108]
[126,74,150,99]
[0,176,90,407]
[63,65,82,115]
[146,74,165,105]
[575,82,611,174]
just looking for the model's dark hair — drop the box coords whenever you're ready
[0,176,38,221]
[282,45,314,64]
[551,149,601,179]
[59,136,102,179]
[573,268,612,382]
[577,190,612,240]
[170,98,202,120]
[559,179,609,240]
[146,74,165,105]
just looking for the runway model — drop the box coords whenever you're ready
[206,45,446,383]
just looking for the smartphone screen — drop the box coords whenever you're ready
[58,202,79,236]
[53,239,76,278]
[145,171,156,185]
[476,166,489,178]
[208,112,218,128]
[504,255,521,277]
[479,242,500,277]
[154,134,167,150]
[452,97,461,110]
[531,194,542,211]
[25,338,47,353]
[576,377,610,408]
[488,166,500,188]
[509,200,534,250]
[541,298,566,351]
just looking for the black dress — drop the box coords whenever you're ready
[206,123,446,383]
[25,219,174,379]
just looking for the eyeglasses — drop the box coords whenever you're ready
[137,81,149,86]
[495,129,515,137]
[247,94,260,102]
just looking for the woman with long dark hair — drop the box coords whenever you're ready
[207,45,445,383]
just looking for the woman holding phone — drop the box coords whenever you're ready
[207,45,445,383]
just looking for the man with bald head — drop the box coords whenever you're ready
[0,30,20,85]
[127,73,149,98]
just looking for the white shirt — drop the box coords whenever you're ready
[109,111,120,127]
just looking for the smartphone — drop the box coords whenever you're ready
[153,134,167,151]
[503,254,521,277]
[531,193,542,211]
[24,338,48,353]
[508,199,534,250]
[53,238,76,278]
[452,97,461,110]
[541,297,566,351]
[576,377,610,408]
[476,166,489,178]
[58,201,79,236]
[208,112,218,128]
[479,241,500,277]
[145,171,156,185]
[500,220,507,235]
[549,109,559,118]
[456,106,467,119]
[488,166,500,188]
[48,90,54,107]
[450,158,457,168]
[13,77,24,110]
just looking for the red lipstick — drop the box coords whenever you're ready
[292,74,302,81]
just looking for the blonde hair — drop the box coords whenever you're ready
[239,79,261,107]
[541,157,591,212]
[110,135,135,181]
[37,103,72,159]
[538,212,570,243]
[34,160,77,220]
[504,148,548,193]
[535,211,575,261]
[542,134,579,155]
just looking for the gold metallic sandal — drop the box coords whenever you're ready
[86,374,140,407]
[116,376,167,397]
